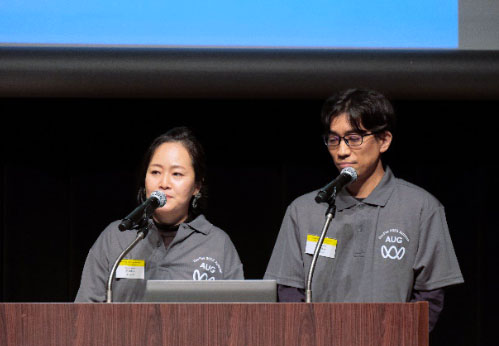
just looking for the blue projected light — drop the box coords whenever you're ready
[0,0,457,48]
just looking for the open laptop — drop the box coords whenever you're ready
[142,280,277,302]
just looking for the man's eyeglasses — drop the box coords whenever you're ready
[323,132,377,148]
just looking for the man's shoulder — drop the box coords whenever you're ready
[284,190,330,219]
[289,190,322,209]
[391,176,442,209]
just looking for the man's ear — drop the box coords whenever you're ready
[378,131,393,153]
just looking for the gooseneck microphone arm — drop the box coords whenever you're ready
[306,167,357,303]
[306,190,337,303]
[106,226,148,303]
[106,190,166,303]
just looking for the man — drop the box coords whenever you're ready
[264,89,463,330]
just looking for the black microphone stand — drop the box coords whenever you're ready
[106,219,151,303]
[305,188,337,303]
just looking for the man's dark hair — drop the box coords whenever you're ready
[137,126,207,215]
[321,89,396,136]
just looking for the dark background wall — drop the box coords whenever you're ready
[1,48,498,346]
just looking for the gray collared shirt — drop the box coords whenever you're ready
[75,214,244,302]
[264,167,464,302]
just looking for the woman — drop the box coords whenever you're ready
[75,127,244,302]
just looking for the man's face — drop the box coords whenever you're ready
[327,113,391,184]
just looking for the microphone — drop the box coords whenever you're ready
[315,167,358,203]
[118,191,167,231]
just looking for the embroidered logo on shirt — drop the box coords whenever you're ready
[377,229,409,261]
[381,245,405,260]
[192,256,222,280]
[192,269,215,280]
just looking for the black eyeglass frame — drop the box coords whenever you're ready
[322,132,379,148]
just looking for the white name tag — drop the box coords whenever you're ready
[305,234,337,258]
[116,259,145,279]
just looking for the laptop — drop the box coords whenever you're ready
[142,280,277,302]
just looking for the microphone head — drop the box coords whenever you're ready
[341,166,358,182]
[150,190,167,207]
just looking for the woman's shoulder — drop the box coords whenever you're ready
[91,220,140,250]
[187,214,234,241]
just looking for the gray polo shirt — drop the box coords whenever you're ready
[264,167,464,302]
[75,214,244,302]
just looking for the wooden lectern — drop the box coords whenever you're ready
[0,302,428,346]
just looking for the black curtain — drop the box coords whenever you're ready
[1,98,496,345]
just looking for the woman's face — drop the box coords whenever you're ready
[145,141,200,225]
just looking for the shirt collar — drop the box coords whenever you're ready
[184,214,211,235]
[147,214,211,242]
[335,166,396,211]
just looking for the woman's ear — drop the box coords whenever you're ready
[193,180,203,196]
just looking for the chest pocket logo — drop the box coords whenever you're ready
[193,269,215,280]
[192,257,222,280]
[381,245,405,260]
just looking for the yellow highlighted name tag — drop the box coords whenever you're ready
[116,259,145,279]
[305,234,337,258]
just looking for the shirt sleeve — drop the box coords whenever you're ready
[222,233,245,279]
[264,204,306,288]
[278,284,305,302]
[410,288,445,332]
[413,205,464,291]
[74,249,108,302]
[74,225,115,302]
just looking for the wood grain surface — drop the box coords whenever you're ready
[0,302,428,346]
